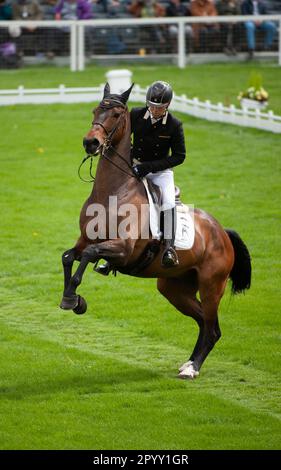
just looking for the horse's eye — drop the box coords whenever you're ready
[113,113,120,118]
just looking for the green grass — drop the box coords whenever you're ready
[0,64,281,450]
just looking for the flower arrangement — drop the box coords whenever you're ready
[238,86,269,102]
[237,72,269,108]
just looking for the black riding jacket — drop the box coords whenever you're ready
[130,107,186,173]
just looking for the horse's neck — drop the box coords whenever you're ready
[90,130,132,205]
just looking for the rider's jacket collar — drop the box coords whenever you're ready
[143,108,168,125]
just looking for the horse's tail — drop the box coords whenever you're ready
[225,229,252,295]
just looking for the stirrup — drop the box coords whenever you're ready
[161,247,179,268]
[94,262,111,276]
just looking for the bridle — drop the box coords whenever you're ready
[78,99,137,183]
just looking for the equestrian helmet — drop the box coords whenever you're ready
[146,81,173,108]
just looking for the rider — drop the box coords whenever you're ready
[96,80,186,274]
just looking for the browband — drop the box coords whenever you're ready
[99,98,126,109]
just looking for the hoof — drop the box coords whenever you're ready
[73,295,87,315]
[178,361,199,380]
[178,360,193,373]
[60,295,79,310]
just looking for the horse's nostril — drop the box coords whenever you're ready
[92,138,100,147]
[83,137,101,155]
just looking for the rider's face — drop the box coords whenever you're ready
[149,105,168,119]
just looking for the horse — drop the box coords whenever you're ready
[59,83,251,379]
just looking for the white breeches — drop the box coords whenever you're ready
[146,168,175,210]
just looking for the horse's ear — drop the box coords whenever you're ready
[103,82,110,98]
[120,83,134,104]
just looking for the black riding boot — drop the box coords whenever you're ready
[161,207,179,268]
[94,261,111,276]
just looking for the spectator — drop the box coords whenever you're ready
[40,0,61,58]
[55,0,93,20]
[190,0,219,51]
[55,0,94,55]
[128,0,165,18]
[12,0,43,56]
[128,1,166,50]
[93,0,108,13]
[40,0,57,19]
[0,0,13,61]
[106,1,126,53]
[0,0,12,20]
[12,0,42,21]
[216,0,240,55]
[165,0,193,53]
[241,0,277,59]
[107,0,120,17]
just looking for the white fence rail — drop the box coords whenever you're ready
[1,84,280,134]
[0,15,281,70]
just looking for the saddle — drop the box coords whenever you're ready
[117,181,184,276]
[146,179,182,206]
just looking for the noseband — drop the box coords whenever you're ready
[79,98,136,183]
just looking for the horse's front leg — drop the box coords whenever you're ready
[60,241,132,313]
[62,247,80,293]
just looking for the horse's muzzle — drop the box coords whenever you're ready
[83,137,101,156]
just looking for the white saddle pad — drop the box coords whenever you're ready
[142,178,195,250]
[175,204,195,250]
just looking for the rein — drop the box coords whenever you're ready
[78,155,96,183]
[78,101,137,183]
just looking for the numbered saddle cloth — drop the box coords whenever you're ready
[142,178,195,250]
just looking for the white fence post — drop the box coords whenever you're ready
[78,23,85,71]
[205,100,211,120]
[59,84,65,96]
[177,20,185,69]
[70,22,77,72]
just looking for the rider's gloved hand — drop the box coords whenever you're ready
[132,164,151,179]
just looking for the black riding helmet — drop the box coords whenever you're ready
[146,81,173,108]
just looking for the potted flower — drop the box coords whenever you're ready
[237,72,269,110]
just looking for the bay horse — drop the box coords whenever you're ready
[60,83,251,379]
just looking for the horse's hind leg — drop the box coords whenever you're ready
[157,276,205,379]
[189,274,228,375]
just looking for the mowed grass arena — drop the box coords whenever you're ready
[0,64,280,450]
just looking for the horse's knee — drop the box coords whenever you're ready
[62,248,76,266]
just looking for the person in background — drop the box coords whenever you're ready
[55,0,93,20]
[12,0,43,56]
[0,0,12,20]
[55,0,93,55]
[0,0,13,55]
[165,0,193,53]
[190,0,219,52]
[216,0,241,55]
[128,0,166,51]
[241,0,277,59]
